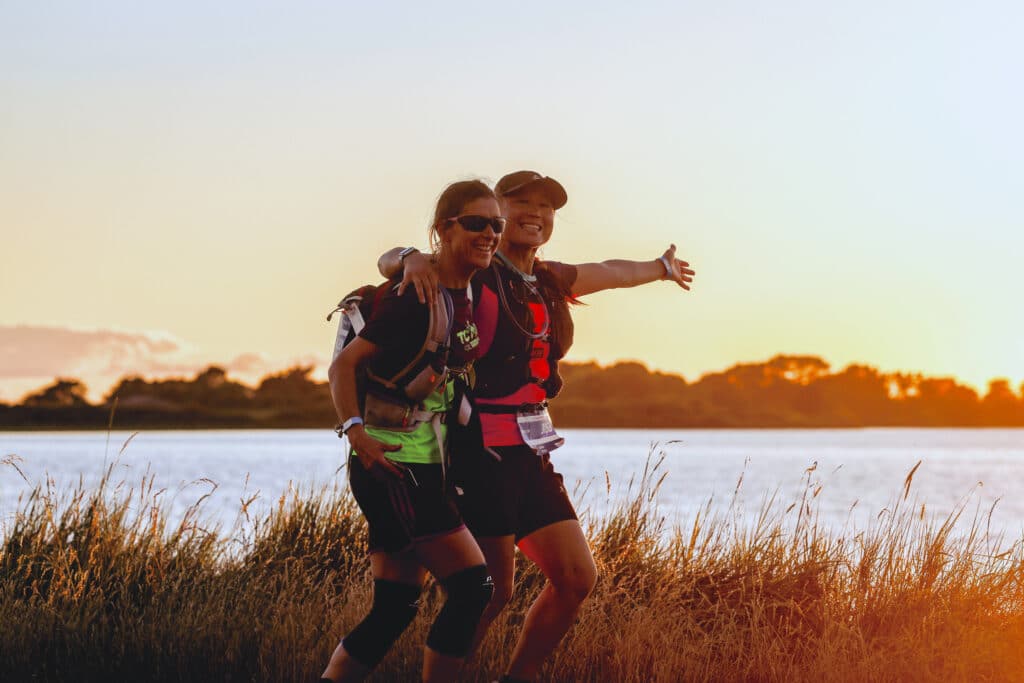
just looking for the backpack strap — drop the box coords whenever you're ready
[345,302,367,334]
[328,284,394,363]
[369,286,454,395]
[328,294,366,362]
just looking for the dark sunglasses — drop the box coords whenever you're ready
[447,215,506,234]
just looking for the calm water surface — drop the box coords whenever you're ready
[2,429,1023,538]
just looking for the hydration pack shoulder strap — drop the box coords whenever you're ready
[368,286,455,400]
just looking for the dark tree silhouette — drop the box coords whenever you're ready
[21,379,90,407]
[3,355,1023,430]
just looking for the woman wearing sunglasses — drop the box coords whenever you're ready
[379,171,695,683]
[320,180,505,683]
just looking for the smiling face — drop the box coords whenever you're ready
[438,196,502,271]
[498,187,556,250]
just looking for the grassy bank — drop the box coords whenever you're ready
[2,451,1023,682]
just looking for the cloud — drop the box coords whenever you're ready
[0,325,326,402]
[0,325,187,380]
[214,351,325,381]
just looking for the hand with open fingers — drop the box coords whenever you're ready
[662,244,696,291]
[348,427,406,480]
[396,252,439,306]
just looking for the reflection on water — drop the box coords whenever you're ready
[2,429,1023,537]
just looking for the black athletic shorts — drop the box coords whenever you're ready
[348,456,465,554]
[451,444,578,542]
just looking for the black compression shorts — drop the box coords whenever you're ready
[348,456,465,554]
[451,444,578,542]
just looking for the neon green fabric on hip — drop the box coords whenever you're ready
[353,381,453,465]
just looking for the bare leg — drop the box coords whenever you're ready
[321,551,425,682]
[505,520,597,681]
[413,527,488,683]
[420,651,463,683]
[467,534,516,653]
[320,640,369,683]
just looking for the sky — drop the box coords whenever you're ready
[1,0,1022,402]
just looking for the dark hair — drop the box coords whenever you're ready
[429,179,497,253]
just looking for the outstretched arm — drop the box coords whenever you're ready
[571,244,695,297]
[378,247,438,305]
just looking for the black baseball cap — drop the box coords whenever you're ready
[494,170,568,210]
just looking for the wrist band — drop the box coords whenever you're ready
[337,416,364,437]
[398,246,419,264]
[658,255,673,279]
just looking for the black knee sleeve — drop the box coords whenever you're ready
[425,564,494,657]
[342,579,421,668]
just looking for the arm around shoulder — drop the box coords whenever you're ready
[377,247,438,305]
[378,247,406,279]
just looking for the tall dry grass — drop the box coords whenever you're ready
[2,447,1024,682]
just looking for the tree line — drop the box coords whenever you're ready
[1,355,1022,430]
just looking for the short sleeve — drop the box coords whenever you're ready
[540,260,578,292]
[359,287,429,356]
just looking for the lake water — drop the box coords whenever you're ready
[2,429,1023,540]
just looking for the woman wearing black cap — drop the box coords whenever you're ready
[378,171,694,683]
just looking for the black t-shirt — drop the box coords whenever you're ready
[447,287,479,370]
[359,285,479,381]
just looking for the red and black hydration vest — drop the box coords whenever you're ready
[470,259,575,401]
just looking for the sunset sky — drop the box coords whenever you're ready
[2,1,1022,402]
